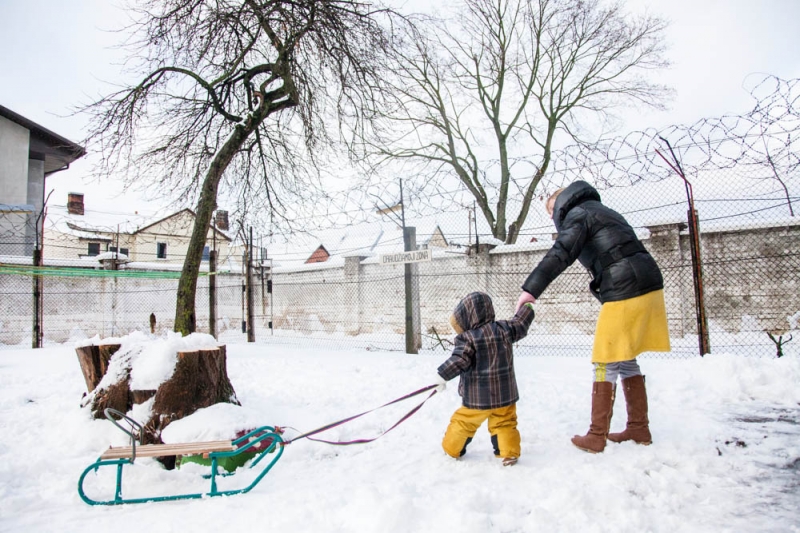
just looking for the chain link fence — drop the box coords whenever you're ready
[1,171,798,358]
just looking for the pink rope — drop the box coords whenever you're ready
[282,384,439,446]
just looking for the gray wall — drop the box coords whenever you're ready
[1,220,798,354]
[266,220,800,352]
[0,116,29,205]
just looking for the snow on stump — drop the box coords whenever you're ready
[77,333,241,468]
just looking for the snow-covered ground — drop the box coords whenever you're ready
[0,338,798,533]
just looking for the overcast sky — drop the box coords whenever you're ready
[1,0,799,217]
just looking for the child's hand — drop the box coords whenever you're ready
[434,374,447,393]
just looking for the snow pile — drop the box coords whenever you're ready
[160,402,269,443]
[81,331,220,391]
[683,353,800,405]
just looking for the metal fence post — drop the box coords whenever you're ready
[656,141,711,355]
[32,248,42,348]
[246,227,255,342]
[686,207,710,355]
[403,226,421,354]
[209,249,217,339]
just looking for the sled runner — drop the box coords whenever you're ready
[78,409,284,505]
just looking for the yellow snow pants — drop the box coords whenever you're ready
[442,404,520,459]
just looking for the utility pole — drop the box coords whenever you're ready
[400,180,421,354]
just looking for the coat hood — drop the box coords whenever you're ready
[452,291,496,332]
[552,180,602,231]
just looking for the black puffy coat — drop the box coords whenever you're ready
[521,181,663,303]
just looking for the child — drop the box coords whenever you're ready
[433,291,535,466]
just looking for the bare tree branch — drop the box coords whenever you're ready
[80,0,400,333]
[365,0,671,243]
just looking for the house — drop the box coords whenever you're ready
[271,215,454,269]
[0,104,85,257]
[43,193,238,269]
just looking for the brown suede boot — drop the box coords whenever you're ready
[607,375,652,445]
[571,381,614,453]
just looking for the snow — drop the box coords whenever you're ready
[1,337,799,532]
[79,331,220,391]
[94,251,129,261]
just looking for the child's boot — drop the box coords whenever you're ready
[607,375,652,445]
[459,437,473,457]
[571,381,614,453]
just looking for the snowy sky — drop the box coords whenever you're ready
[1,0,799,217]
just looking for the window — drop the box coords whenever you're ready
[157,242,167,259]
[87,243,100,256]
[202,245,210,261]
[109,246,129,256]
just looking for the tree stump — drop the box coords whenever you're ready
[152,346,240,423]
[75,344,121,392]
[78,342,240,469]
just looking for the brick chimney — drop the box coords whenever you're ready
[215,210,229,231]
[67,192,84,215]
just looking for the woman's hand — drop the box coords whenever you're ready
[516,291,536,311]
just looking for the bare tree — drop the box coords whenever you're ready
[368,0,671,243]
[82,0,398,334]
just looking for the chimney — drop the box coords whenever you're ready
[67,192,84,215]
[215,210,229,231]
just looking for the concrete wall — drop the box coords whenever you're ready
[267,220,800,345]
[24,159,44,255]
[0,116,32,257]
[0,116,29,205]
[0,271,243,345]
[1,220,798,352]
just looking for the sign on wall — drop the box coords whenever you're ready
[379,249,432,265]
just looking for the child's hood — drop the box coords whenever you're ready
[453,292,496,331]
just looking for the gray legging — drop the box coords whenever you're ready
[592,359,642,385]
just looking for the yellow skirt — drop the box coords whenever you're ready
[592,289,671,363]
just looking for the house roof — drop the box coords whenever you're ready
[264,214,465,269]
[0,104,86,174]
[134,208,232,241]
[46,204,232,242]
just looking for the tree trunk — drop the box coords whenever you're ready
[174,124,253,335]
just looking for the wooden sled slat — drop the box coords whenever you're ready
[100,440,236,460]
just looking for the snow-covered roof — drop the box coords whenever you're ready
[264,214,462,270]
[46,203,152,238]
[45,204,233,241]
[95,251,129,262]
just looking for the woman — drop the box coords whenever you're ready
[516,180,670,453]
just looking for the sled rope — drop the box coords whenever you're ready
[282,384,439,446]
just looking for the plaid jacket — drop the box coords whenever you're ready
[437,292,535,410]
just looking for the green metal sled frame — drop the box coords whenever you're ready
[78,412,284,505]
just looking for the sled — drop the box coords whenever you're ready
[78,408,284,505]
